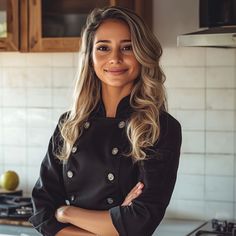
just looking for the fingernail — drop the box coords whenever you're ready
[138,183,143,190]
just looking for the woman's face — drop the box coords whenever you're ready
[92,19,140,91]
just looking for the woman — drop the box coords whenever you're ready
[29,6,182,236]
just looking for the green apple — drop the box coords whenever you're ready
[0,170,19,191]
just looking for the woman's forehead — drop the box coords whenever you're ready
[94,19,131,41]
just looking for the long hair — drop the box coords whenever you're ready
[57,6,167,161]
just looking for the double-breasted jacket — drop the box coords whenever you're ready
[29,94,182,236]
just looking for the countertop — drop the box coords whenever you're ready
[154,219,205,236]
[0,218,205,236]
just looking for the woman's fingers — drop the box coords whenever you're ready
[121,182,144,206]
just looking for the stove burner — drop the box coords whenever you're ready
[187,219,236,236]
[0,195,33,219]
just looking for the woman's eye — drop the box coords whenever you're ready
[122,45,133,51]
[97,46,109,51]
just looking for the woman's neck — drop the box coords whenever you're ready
[101,86,132,118]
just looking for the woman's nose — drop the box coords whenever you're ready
[109,50,122,64]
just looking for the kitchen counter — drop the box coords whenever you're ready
[153,218,205,236]
[0,225,40,236]
[0,218,204,236]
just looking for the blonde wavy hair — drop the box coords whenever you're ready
[57,6,167,162]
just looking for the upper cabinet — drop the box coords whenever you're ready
[1,0,153,52]
[0,0,19,51]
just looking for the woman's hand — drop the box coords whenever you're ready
[121,182,144,206]
[55,205,71,223]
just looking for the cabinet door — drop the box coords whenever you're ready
[27,0,152,52]
[28,0,114,52]
[116,0,153,29]
[0,0,19,51]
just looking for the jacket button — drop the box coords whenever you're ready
[67,170,74,178]
[65,200,70,205]
[107,173,115,181]
[70,195,75,202]
[112,147,119,155]
[71,146,77,153]
[84,121,90,129]
[107,198,114,204]
[118,121,126,128]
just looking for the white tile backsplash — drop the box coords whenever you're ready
[167,199,206,220]
[26,166,41,194]
[178,154,204,175]
[26,53,52,67]
[0,52,27,67]
[206,131,234,154]
[206,201,234,220]
[2,68,28,88]
[0,45,235,221]
[205,176,234,201]
[27,108,52,128]
[174,174,205,200]
[206,89,235,110]
[27,147,46,166]
[52,88,72,108]
[27,127,53,148]
[27,88,52,107]
[206,48,236,66]
[181,131,205,153]
[3,127,26,146]
[167,88,205,109]
[161,47,206,67]
[2,108,27,127]
[26,68,52,88]
[3,88,27,107]
[52,67,75,88]
[164,67,205,88]
[206,110,235,131]
[52,53,74,67]
[175,110,205,130]
[3,147,26,165]
[206,67,235,88]
[205,154,234,176]
[0,146,3,164]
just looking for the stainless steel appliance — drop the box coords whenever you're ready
[187,219,236,236]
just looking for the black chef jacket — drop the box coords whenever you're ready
[29,94,182,236]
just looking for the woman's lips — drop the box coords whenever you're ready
[104,68,128,75]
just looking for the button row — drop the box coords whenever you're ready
[67,196,114,205]
[67,170,115,183]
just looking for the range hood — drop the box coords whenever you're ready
[177,26,236,48]
[178,0,236,48]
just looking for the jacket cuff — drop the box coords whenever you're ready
[29,210,70,236]
[109,206,127,236]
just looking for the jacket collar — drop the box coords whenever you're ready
[92,94,133,119]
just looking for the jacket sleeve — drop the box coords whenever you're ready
[109,115,182,236]
[29,115,70,236]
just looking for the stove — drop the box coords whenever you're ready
[0,195,33,219]
[187,219,236,236]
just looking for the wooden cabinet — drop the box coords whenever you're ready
[1,0,152,52]
[0,0,19,51]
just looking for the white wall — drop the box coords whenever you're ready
[153,0,236,220]
[0,53,77,193]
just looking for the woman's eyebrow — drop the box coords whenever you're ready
[95,39,131,44]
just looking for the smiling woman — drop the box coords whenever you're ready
[29,6,182,236]
[92,19,141,117]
